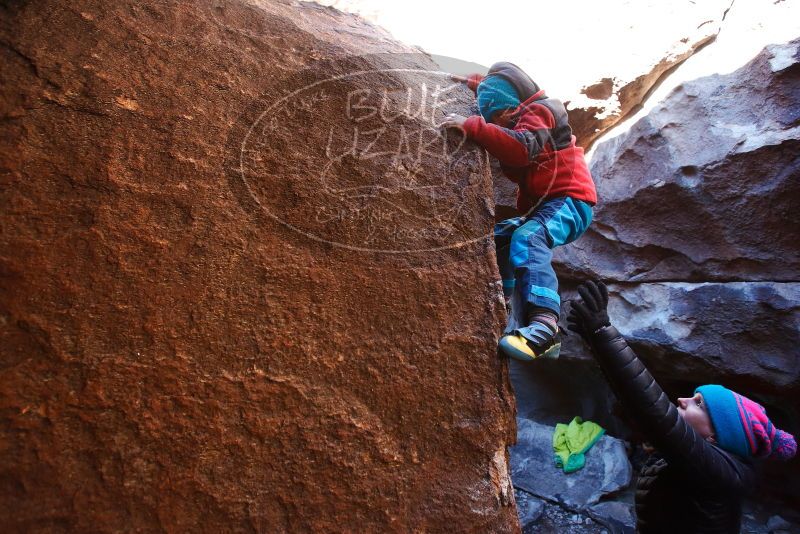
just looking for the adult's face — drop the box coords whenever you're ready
[677,392,715,441]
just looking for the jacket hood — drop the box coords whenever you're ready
[486,62,543,102]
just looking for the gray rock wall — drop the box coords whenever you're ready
[510,39,800,521]
[557,40,800,397]
[558,40,800,283]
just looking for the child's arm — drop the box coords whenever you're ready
[451,74,484,94]
[460,107,554,167]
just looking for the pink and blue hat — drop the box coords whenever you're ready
[696,384,796,460]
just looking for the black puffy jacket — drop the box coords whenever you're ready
[588,325,755,533]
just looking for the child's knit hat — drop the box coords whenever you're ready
[695,384,796,460]
[476,75,520,122]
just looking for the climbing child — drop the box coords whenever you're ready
[442,62,596,361]
[568,279,797,532]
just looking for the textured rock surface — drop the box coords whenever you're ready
[739,501,800,534]
[588,0,800,146]
[606,283,799,390]
[587,501,635,534]
[551,42,800,463]
[511,37,800,519]
[521,501,608,534]
[556,39,800,283]
[515,489,545,528]
[510,358,632,440]
[510,418,632,511]
[557,283,800,391]
[548,38,800,510]
[0,1,519,532]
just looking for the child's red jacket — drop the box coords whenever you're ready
[462,63,597,212]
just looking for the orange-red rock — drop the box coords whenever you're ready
[0,1,519,531]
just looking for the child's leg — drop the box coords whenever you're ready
[500,198,593,361]
[494,217,525,302]
[511,218,560,320]
[515,197,593,316]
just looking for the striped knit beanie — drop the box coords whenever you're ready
[696,384,796,460]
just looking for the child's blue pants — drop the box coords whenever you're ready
[495,197,593,318]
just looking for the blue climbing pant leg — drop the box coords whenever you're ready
[494,216,526,299]
[495,197,593,319]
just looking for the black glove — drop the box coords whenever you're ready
[567,280,611,342]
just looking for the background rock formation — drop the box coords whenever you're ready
[556,40,800,390]
[480,0,800,221]
[0,1,519,531]
[511,38,800,527]
[510,419,631,511]
[559,40,800,284]
[507,37,800,532]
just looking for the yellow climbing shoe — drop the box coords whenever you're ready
[499,322,561,361]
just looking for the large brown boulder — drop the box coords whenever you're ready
[0,1,519,532]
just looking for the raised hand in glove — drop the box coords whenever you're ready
[567,280,611,342]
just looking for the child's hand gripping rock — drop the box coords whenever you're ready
[440,112,467,131]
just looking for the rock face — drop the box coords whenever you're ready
[553,39,800,403]
[548,39,800,504]
[586,501,636,534]
[507,38,800,520]
[605,283,799,389]
[510,419,632,511]
[556,282,800,389]
[514,489,545,528]
[557,40,800,284]
[0,1,519,532]
[510,358,632,440]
